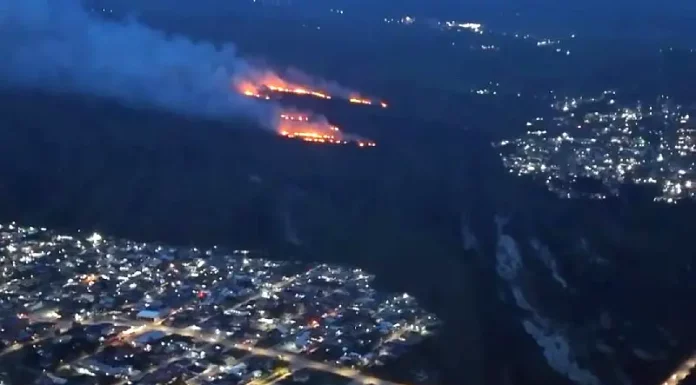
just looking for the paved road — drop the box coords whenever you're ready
[0,319,72,358]
[0,341,30,358]
[10,288,417,385]
[93,319,414,385]
[247,369,293,385]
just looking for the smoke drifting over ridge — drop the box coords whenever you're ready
[0,0,272,126]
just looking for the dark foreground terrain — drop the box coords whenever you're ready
[2,88,696,385]
[0,89,486,384]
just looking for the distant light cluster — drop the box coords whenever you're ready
[495,91,696,203]
[443,21,483,34]
[0,223,439,385]
[471,81,501,96]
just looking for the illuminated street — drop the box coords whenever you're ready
[137,322,410,385]
[0,224,438,385]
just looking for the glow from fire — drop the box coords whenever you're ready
[348,96,388,109]
[277,112,376,147]
[267,84,331,100]
[234,71,387,108]
[234,72,331,101]
[233,69,381,147]
[349,97,372,105]
[237,80,270,99]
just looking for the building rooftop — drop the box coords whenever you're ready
[0,223,440,385]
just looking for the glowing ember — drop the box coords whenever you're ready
[233,70,380,148]
[280,113,310,122]
[348,95,388,108]
[234,71,387,108]
[234,72,332,101]
[277,113,375,147]
[237,80,268,99]
[267,85,331,99]
[349,97,372,105]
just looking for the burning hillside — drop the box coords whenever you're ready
[277,112,376,147]
[233,70,387,108]
[236,78,330,100]
[232,68,380,147]
[349,97,388,109]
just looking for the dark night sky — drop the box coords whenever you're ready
[114,0,696,40]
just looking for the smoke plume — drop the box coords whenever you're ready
[0,0,272,127]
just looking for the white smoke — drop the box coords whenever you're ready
[0,0,273,127]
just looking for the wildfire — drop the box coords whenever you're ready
[234,72,332,102]
[267,85,331,100]
[349,97,372,105]
[234,71,387,108]
[233,69,381,148]
[238,80,270,99]
[349,97,388,109]
[277,113,376,147]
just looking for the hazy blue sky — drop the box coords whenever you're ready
[0,0,276,126]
